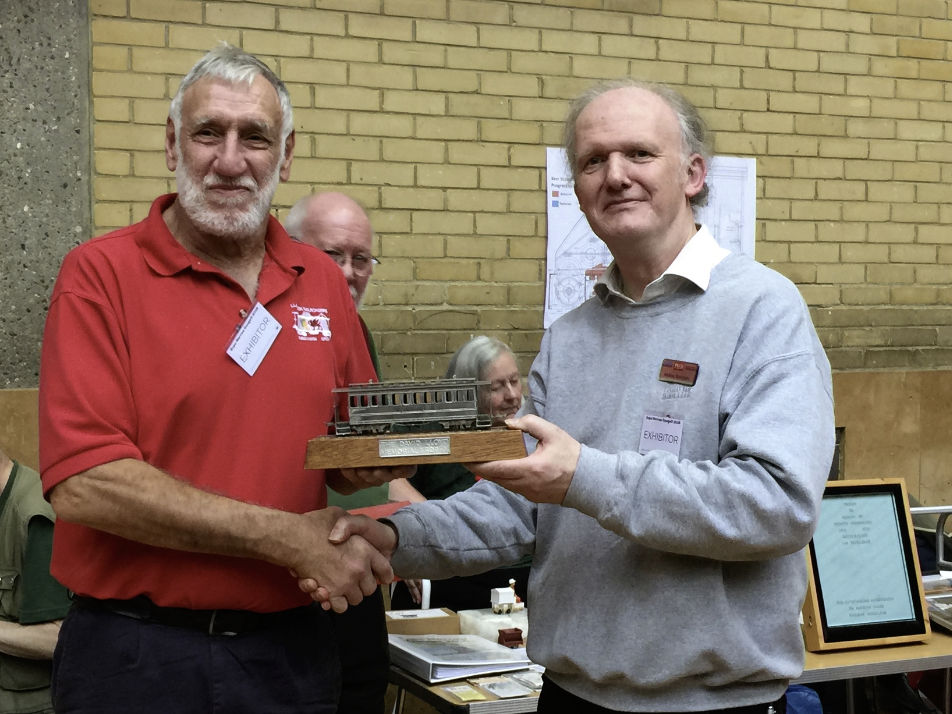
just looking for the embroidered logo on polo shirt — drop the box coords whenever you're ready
[291,304,331,342]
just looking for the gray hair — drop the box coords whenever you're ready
[445,336,514,381]
[562,78,711,207]
[169,44,294,151]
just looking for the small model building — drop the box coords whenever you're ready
[497,627,524,648]
[491,578,525,615]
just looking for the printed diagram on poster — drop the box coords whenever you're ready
[544,148,756,328]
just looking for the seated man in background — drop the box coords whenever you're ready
[0,447,70,714]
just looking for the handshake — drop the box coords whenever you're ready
[285,413,576,613]
[286,504,401,615]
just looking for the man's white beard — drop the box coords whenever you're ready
[175,145,281,240]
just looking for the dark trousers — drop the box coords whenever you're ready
[52,601,341,714]
[331,587,389,714]
[538,677,787,714]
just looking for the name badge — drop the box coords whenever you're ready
[659,358,699,387]
[226,302,281,376]
[639,414,684,457]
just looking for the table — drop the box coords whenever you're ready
[391,631,952,713]
[389,665,538,713]
[795,630,952,714]
[797,631,952,685]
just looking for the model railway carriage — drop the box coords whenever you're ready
[332,378,493,436]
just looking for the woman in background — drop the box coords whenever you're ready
[388,336,530,610]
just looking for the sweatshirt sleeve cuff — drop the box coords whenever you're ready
[562,444,622,516]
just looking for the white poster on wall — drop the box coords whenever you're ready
[544,148,756,328]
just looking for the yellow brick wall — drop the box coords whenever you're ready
[89,0,952,377]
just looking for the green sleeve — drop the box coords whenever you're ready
[359,316,381,378]
[18,517,71,625]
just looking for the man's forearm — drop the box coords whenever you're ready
[49,458,305,569]
[49,458,393,609]
[0,619,61,660]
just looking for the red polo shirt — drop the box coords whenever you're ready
[39,194,375,612]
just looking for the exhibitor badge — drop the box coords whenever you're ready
[226,302,281,376]
[638,414,684,457]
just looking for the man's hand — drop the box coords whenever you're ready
[296,514,399,607]
[403,579,425,605]
[467,415,581,504]
[326,465,417,494]
[327,513,400,552]
[283,508,394,613]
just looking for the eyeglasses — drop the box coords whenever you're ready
[323,250,379,276]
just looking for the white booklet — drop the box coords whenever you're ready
[389,634,531,683]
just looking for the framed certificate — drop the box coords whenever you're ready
[802,478,930,651]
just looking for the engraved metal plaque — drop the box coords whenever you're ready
[378,436,451,459]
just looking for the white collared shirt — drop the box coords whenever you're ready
[594,224,730,305]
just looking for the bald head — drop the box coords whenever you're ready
[285,192,374,306]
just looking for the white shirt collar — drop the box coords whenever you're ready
[596,224,730,304]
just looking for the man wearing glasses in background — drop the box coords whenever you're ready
[285,192,380,374]
[285,191,393,714]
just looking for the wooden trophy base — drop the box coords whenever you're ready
[306,427,527,469]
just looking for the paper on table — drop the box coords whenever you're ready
[469,675,533,699]
[442,683,488,701]
[387,608,452,620]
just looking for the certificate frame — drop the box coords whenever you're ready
[802,478,930,651]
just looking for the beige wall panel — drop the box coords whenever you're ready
[0,389,39,472]
[918,374,952,506]
[833,370,952,506]
[834,371,922,491]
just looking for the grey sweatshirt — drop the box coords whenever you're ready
[389,248,834,712]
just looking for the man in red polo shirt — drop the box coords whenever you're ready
[38,44,405,714]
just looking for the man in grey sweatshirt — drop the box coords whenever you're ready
[316,80,835,714]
